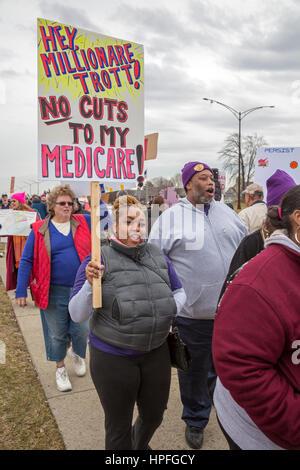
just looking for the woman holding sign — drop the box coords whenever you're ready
[15,185,94,393]
[5,192,39,292]
[69,195,186,450]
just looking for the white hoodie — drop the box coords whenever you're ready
[148,198,248,319]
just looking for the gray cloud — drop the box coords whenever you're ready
[0,69,22,78]
[0,48,16,60]
[16,23,35,33]
[109,4,191,41]
[106,3,218,53]
[222,3,300,71]
[228,49,300,71]
[145,62,204,105]
[38,1,100,32]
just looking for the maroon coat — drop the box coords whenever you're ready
[5,236,17,291]
[213,243,300,449]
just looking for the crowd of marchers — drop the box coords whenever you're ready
[1,162,300,451]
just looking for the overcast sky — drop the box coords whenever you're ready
[1,0,300,194]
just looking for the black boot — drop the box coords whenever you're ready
[185,425,203,449]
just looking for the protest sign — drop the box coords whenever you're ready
[10,177,15,194]
[38,18,145,308]
[254,147,300,194]
[218,171,226,195]
[37,18,144,187]
[0,210,37,236]
[144,133,158,160]
[159,187,178,207]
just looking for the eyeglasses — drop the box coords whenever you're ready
[55,201,73,206]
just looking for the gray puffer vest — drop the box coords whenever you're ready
[90,239,177,351]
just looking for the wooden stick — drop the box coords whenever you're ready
[91,182,102,308]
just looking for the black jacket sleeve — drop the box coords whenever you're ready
[218,230,264,304]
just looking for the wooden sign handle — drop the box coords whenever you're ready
[91,182,102,308]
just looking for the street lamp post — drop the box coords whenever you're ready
[22,181,32,194]
[34,180,40,194]
[23,179,39,195]
[203,98,275,209]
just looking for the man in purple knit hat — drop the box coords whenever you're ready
[149,161,248,449]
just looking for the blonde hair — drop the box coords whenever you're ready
[112,195,143,220]
[47,185,76,217]
[12,201,32,211]
[109,195,147,241]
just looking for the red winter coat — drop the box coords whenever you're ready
[30,215,91,309]
[213,242,300,450]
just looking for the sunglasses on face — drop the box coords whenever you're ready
[55,201,73,206]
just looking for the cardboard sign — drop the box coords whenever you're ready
[144,133,158,160]
[254,147,300,194]
[218,171,226,195]
[37,18,144,185]
[10,177,15,194]
[0,210,37,236]
[159,187,178,207]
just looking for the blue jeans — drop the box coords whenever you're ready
[174,316,216,430]
[40,284,89,363]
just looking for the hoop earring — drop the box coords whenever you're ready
[295,226,300,244]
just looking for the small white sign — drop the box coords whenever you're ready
[0,210,37,236]
[254,147,300,194]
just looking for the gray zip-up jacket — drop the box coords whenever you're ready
[148,198,248,319]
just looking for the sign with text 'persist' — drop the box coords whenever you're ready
[254,147,300,195]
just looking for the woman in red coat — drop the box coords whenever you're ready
[15,185,91,393]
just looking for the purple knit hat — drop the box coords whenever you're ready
[181,161,213,189]
[266,169,297,207]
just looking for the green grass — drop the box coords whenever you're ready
[0,276,65,450]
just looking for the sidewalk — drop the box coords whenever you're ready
[0,255,227,451]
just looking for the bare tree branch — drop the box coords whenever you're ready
[218,132,267,189]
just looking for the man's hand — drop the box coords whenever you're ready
[86,261,104,285]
